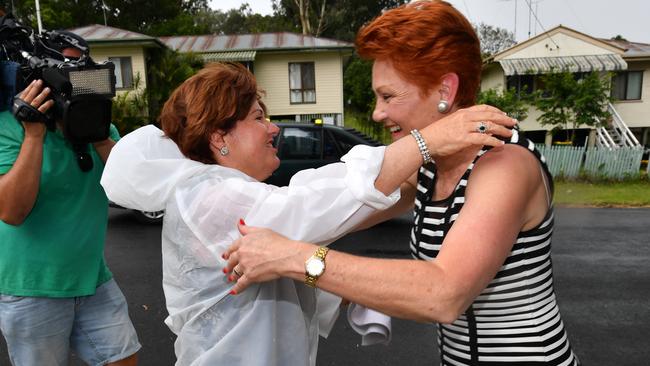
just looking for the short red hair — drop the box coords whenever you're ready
[356,0,481,108]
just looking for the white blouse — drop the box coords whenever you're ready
[101,125,399,366]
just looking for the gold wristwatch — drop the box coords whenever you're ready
[304,246,329,287]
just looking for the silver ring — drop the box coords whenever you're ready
[476,121,488,134]
[233,268,243,277]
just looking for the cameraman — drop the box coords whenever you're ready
[0,41,140,365]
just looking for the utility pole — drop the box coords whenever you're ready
[526,0,533,39]
[535,1,539,36]
[34,0,43,34]
[102,0,108,26]
[514,0,517,39]
[499,0,518,41]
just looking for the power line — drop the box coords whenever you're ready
[498,0,518,40]
[514,0,517,37]
[562,0,586,33]
[525,0,560,49]
[461,0,473,23]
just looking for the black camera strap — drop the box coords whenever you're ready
[11,96,56,131]
[11,97,47,123]
[73,143,93,173]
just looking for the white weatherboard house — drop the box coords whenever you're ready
[160,32,354,125]
[482,25,650,149]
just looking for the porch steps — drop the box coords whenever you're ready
[596,103,642,149]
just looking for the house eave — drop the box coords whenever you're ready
[87,39,166,49]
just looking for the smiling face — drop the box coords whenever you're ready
[212,100,280,181]
[371,59,445,142]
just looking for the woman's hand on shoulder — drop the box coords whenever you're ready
[421,104,517,158]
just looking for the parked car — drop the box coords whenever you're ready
[265,121,383,186]
[109,201,165,224]
[112,121,382,223]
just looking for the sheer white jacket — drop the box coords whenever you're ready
[101,125,399,366]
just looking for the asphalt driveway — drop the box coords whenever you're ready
[1,207,649,365]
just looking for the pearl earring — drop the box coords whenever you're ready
[219,146,229,156]
[437,100,449,114]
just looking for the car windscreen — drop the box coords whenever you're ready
[278,127,321,159]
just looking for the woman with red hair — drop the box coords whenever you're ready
[225,1,580,365]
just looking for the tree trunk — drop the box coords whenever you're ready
[294,0,311,35]
[314,0,327,37]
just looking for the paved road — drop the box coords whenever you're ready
[2,207,649,365]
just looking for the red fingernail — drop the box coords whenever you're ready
[239,218,245,226]
[221,253,226,259]
[228,275,234,282]
[222,268,228,274]
[230,289,237,295]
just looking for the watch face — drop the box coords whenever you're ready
[306,258,325,276]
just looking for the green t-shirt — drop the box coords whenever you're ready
[0,111,119,297]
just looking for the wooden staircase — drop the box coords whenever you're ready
[596,103,642,149]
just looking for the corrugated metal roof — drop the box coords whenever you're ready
[202,51,257,62]
[499,54,627,76]
[159,32,354,53]
[69,24,156,42]
[602,39,650,58]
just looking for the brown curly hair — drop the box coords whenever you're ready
[160,62,265,164]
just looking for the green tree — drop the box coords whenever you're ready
[272,0,408,41]
[342,55,392,143]
[3,0,105,30]
[534,71,611,142]
[198,4,297,35]
[476,87,529,121]
[147,10,212,36]
[145,48,204,121]
[112,49,204,134]
[111,73,148,134]
[343,56,374,114]
[474,23,516,58]
[3,0,211,35]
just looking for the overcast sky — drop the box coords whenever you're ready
[210,0,650,43]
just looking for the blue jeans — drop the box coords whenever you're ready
[0,278,141,366]
[0,61,19,112]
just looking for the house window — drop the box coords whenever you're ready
[289,62,316,104]
[109,57,134,89]
[506,74,535,97]
[611,71,643,100]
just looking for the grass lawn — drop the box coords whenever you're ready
[554,180,650,207]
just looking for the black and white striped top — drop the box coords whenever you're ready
[410,131,580,365]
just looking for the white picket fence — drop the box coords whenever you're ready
[584,148,645,179]
[535,145,644,179]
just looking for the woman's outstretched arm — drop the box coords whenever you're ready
[372,104,516,196]
[224,144,548,323]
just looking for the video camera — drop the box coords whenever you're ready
[1,13,116,145]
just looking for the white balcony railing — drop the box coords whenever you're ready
[596,103,641,149]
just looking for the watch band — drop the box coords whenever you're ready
[305,246,329,287]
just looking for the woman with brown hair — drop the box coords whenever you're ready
[102,60,515,365]
[225,1,580,365]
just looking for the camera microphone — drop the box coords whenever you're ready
[42,68,72,96]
